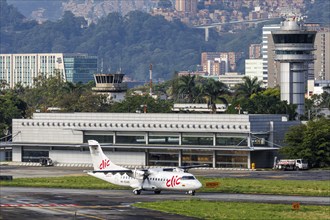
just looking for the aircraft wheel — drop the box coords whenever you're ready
[188,190,195,196]
[154,190,161,194]
[133,190,141,195]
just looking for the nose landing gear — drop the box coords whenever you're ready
[186,190,196,196]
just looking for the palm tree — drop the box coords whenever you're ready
[235,76,264,98]
[202,79,229,113]
[177,75,197,103]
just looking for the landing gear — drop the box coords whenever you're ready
[133,189,141,195]
[154,190,161,194]
[187,190,196,196]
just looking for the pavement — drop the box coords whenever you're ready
[1,187,329,220]
[0,164,329,220]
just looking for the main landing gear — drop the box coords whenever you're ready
[133,189,141,195]
[133,189,195,195]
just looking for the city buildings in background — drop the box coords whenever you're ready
[201,52,243,76]
[175,0,198,14]
[314,31,330,81]
[0,53,97,88]
[14,0,310,29]
[249,44,262,59]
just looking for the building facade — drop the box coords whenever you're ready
[245,59,264,84]
[8,113,299,169]
[201,52,242,75]
[175,0,198,14]
[307,80,330,98]
[314,31,330,81]
[262,24,281,87]
[0,53,97,88]
[249,44,262,59]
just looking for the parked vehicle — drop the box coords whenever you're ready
[39,157,54,166]
[274,159,308,170]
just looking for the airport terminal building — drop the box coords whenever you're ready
[7,113,300,168]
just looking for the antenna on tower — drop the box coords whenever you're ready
[149,64,153,96]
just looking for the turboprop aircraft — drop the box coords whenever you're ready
[87,140,205,195]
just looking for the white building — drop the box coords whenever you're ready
[203,73,245,88]
[245,59,264,85]
[0,53,97,88]
[2,112,300,169]
[219,72,244,88]
[307,80,330,98]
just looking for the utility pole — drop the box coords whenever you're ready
[149,64,153,96]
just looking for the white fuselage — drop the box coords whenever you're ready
[88,170,202,192]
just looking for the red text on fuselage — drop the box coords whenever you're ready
[166,175,181,187]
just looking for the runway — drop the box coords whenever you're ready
[1,187,329,220]
[1,166,329,219]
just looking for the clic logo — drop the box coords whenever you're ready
[166,175,181,187]
[99,159,110,170]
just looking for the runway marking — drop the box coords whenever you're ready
[0,203,78,207]
[46,207,106,220]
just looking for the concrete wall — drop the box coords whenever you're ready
[12,146,22,162]
[49,150,145,166]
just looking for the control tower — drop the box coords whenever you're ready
[92,72,127,102]
[271,15,316,117]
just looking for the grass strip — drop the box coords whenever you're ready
[0,175,329,197]
[0,175,129,190]
[199,177,330,197]
[133,200,330,220]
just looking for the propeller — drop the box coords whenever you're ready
[141,171,151,187]
[133,168,151,189]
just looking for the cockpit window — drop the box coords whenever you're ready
[181,176,195,180]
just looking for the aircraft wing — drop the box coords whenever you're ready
[91,169,133,174]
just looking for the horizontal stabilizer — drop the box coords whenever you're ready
[179,164,210,172]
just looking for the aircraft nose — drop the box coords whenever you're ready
[196,180,202,189]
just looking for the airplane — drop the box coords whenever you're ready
[87,140,206,195]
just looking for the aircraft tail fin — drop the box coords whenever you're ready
[88,140,127,171]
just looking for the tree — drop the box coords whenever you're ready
[0,91,27,138]
[304,92,330,120]
[177,75,197,103]
[228,88,298,120]
[109,94,172,113]
[202,78,229,113]
[235,76,264,98]
[280,118,330,168]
